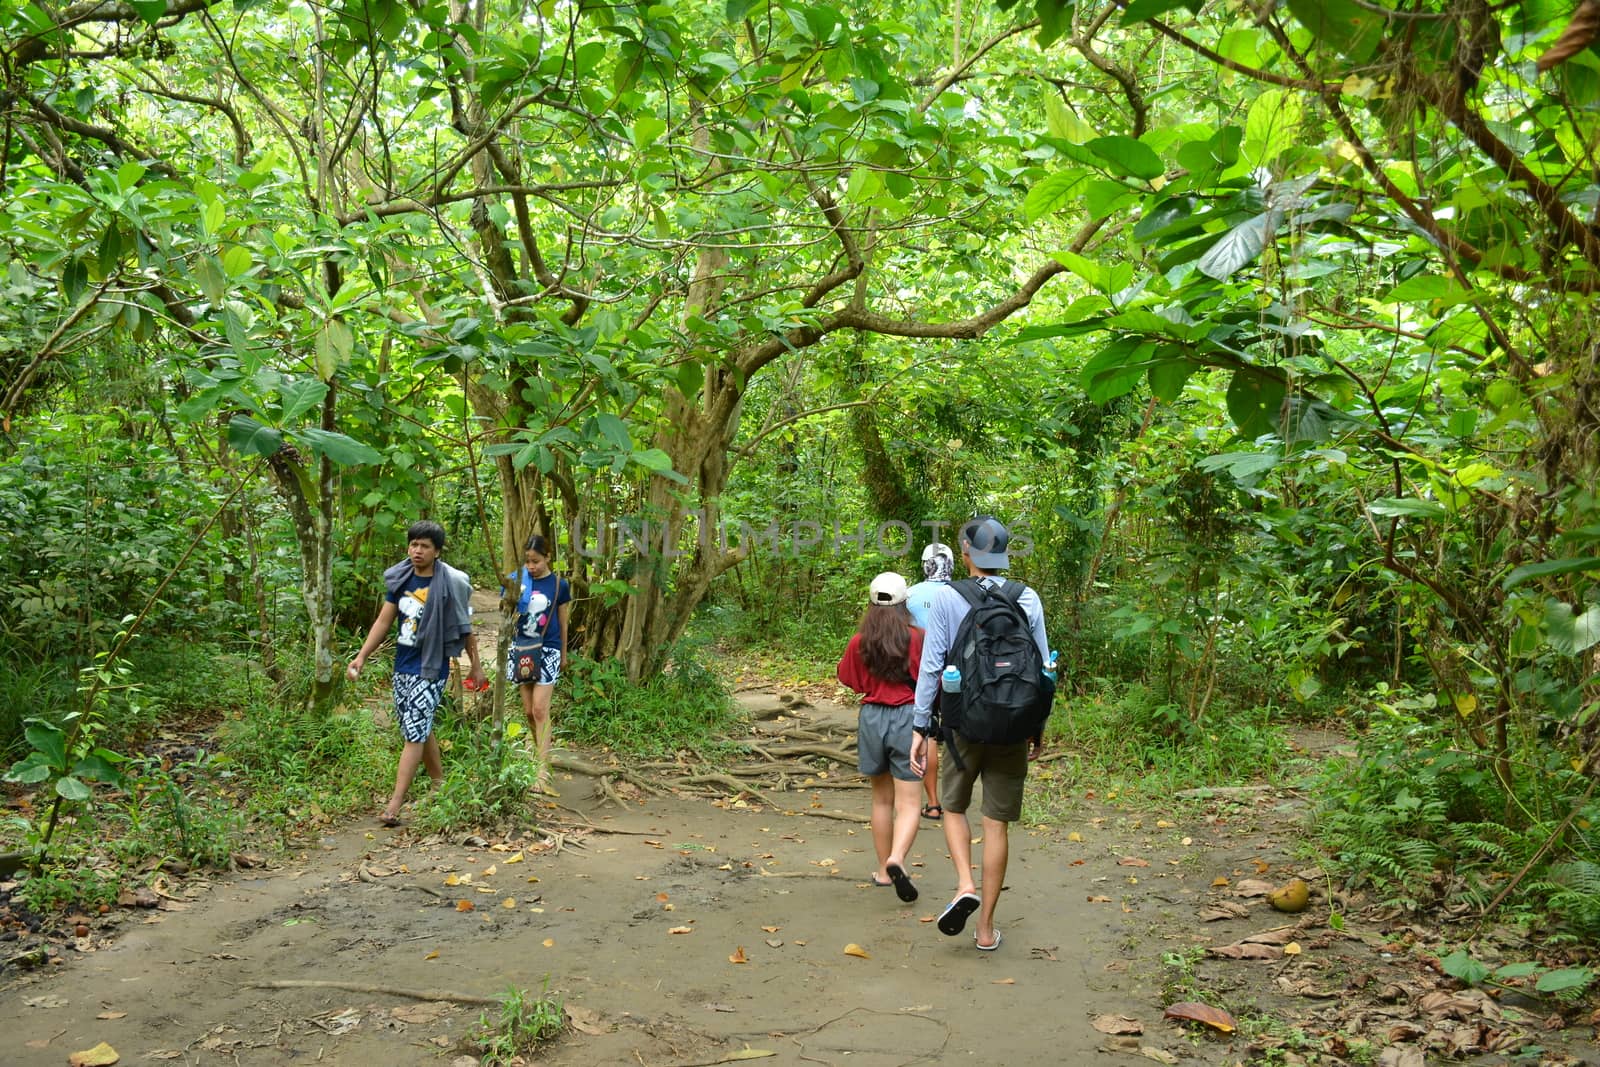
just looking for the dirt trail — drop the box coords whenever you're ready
[5,693,1589,1066]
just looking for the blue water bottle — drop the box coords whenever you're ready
[941,665,962,693]
[1044,650,1059,684]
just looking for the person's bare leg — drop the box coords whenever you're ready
[384,740,427,819]
[888,776,921,867]
[942,809,978,896]
[974,816,1009,948]
[923,744,940,811]
[422,736,443,782]
[869,772,894,881]
[530,683,555,787]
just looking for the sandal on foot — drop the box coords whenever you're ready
[975,928,1003,952]
[920,803,943,821]
[378,812,401,827]
[938,892,981,936]
[886,862,918,903]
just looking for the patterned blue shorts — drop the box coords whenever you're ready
[506,646,562,687]
[392,674,447,743]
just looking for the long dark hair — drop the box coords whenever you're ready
[857,604,914,685]
[523,533,552,558]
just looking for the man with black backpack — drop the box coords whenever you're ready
[909,516,1053,953]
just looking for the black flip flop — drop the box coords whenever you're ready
[886,862,918,903]
[938,892,980,936]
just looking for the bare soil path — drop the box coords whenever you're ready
[2,692,1594,1066]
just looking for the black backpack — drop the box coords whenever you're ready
[944,579,1055,745]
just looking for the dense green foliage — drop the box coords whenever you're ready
[2,0,1598,944]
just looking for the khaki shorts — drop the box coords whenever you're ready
[938,735,1029,822]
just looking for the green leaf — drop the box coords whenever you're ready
[72,753,123,784]
[1285,0,1386,63]
[1544,601,1600,655]
[280,378,330,423]
[227,415,284,458]
[633,115,667,150]
[23,722,67,770]
[676,361,704,398]
[56,776,92,801]
[297,428,383,466]
[1503,557,1600,590]
[1491,962,1542,980]
[596,412,632,452]
[1148,358,1198,402]
[1042,94,1095,142]
[1198,211,1277,280]
[126,0,168,24]
[1534,967,1592,994]
[1244,89,1302,161]
[1367,497,1449,519]
[1440,948,1491,986]
[1025,171,1088,222]
[1225,369,1285,438]
[195,255,227,305]
[1085,135,1164,181]
[632,448,687,483]
[1121,0,1201,22]
[5,759,52,784]
[221,245,253,277]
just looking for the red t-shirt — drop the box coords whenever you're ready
[836,627,924,707]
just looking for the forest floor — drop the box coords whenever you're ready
[2,684,1597,1066]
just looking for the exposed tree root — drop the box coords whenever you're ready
[248,979,500,1004]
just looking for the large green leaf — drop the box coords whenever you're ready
[127,0,168,26]
[1198,211,1278,280]
[1504,557,1600,590]
[227,415,284,458]
[1544,601,1600,655]
[1225,368,1285,438]
[296,428,383,466]
[596,412,632,452]
[1024,170,1088,222]
[280,378,330,423]
[1086,135,1165,181]
[1284,0,1386,63]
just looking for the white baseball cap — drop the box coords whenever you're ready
[868,572,908,605]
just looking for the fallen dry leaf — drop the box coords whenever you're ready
[455,899,474,912]
[1087,895,1112,903]
[1117,857,1150,868]
[1198,901,1250,921]
[542,938,554,947]
[1207,942,1283,960]
[424,950,439,960]
[992,978,1015,985]
[764,938,783,948]
[96,1011,128,1020]
[669,926,694,935]
[481,865,497,877]
[501,897,517,909]
[1138,1046,1179,1065]
[1163,1001,1237,1033]
[1091,1014,1143,1035]
[68,1043,120,1067]
[729,946,749,964]
[1233,878,1273,897]
[504,852,524,864]
[843,943,871,959]
[760,925,780,933]
[566,1006,609,1035]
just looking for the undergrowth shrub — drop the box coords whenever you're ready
[1311,699,1600,934]
[1045,682,1292,799]
[561,647,740,757]
[413,711,540,833]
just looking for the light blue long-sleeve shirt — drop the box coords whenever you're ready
[904,578,946,630]
[913,575,1048,731]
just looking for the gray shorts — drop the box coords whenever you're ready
[939,735,1029,822]
[857,702,917,781]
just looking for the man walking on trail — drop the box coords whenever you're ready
[909,516,1050,952]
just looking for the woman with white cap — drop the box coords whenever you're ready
[903,543,955,820]
[835,571,925,903]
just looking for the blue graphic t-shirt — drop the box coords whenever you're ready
[510,570,573,651]
[386,571,445,678]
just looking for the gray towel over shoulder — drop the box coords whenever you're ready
[382,559,474,680]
